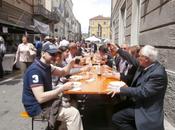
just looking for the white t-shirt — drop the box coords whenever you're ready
[59,40,69,47]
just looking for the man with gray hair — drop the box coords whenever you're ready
[108,44,168,130]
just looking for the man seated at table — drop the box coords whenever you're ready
[22,43,83,130]
[66,42,78,64]
[104,44,139,86]
[52,46,90,87]
[107,44,167,130]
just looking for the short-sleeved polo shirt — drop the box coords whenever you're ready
[22,58,53,116]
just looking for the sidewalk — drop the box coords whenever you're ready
[164,118,175,130]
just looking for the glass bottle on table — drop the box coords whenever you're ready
[89,57,92,68]
[97,63,101,76]
[112,58,116,71]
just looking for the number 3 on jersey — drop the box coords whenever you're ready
[32,75,39,83]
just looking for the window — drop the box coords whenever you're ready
[0,0,2,7]
[131,0,141,45]
[104,21,106,25]
[118,1,126,44]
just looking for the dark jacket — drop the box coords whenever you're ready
[115,49,138,86]
[120,61,167,130]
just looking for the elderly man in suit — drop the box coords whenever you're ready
[108,44,168,130]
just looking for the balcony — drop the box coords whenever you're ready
[33,5,60,23]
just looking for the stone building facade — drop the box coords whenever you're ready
[0,0,35,53]
[111,0,175,126]
[0,0,59,53]
[52,0,81,41]
[89,15,111,40]
[0,0,81,53]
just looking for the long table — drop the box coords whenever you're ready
[64,66,118,94]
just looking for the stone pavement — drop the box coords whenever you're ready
[164,119,175,130]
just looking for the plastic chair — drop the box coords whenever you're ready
[20,111,49,130]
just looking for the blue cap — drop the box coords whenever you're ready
[42,43,58,54]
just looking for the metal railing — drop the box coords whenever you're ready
[33,5,60,23]
[33,5,52,20]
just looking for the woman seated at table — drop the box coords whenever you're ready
[98,44,113,67]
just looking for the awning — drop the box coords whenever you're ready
[85,36,101,42]
[33,19,50,35]
[0,19,38,34]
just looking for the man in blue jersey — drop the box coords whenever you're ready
[22,43,83,130]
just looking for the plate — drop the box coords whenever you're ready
[108,81,125,88]
[72,82,82,88]
[70,75,83,81]
[102,72,113,78]
[71,82,82,91]
[71,87,82,91]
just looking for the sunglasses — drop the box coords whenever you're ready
[48,52,57,57]
[121,47,126,50]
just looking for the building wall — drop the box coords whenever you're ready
[111,0,175,126]
[89,16,111,39]
[53,0,81,41]
[45,0,52,11]
[4,0,33,13]
[1,0,33,27]
[0,0,34,54]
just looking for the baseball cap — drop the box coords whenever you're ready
[42,43,58,54]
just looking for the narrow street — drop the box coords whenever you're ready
[0,74,174,130]
[0,0,175,129]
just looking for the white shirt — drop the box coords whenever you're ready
[16,43,36,62]
[59,39,69,47]
[65,52,74,64]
